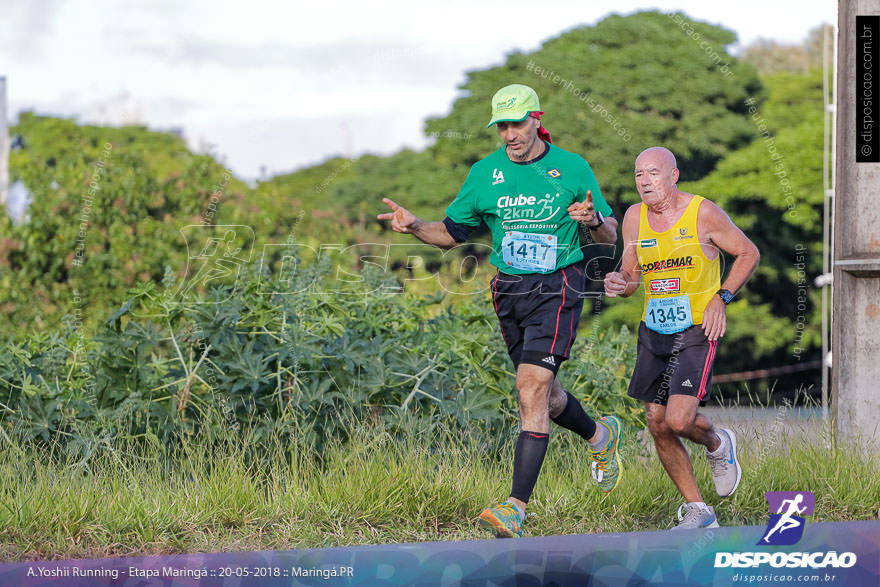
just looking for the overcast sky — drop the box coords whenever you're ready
[1,0,837,180]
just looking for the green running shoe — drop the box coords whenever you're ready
[478,500,523,538]
[590,415,623,493]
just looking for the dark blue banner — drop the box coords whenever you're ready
[1,519,878,586]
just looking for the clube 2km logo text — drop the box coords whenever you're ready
[714,492,858,569]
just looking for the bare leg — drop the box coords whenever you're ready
[516,363,555,433]
[645,401,703,503]
[548,378,567,419]
[665,395,721,452]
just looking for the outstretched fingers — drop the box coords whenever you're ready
[378,197,400,220]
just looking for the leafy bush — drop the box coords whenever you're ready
[0,257,640,454]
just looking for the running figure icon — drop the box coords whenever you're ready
[762,493,808,544]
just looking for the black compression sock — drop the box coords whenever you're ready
[551,391,598,441]
[510,430,549,503]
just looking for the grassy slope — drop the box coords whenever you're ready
[2,421,876,561]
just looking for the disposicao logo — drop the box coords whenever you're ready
[760,491,815,546]
[714,491,858,570]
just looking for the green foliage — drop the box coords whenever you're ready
[565,320,642,424]
[0,259,639,450]
[2,113,245,336]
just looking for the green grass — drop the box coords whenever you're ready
[1,421,877,562]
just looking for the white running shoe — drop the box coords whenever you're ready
[707,428,741,497]
[670,502,720,530]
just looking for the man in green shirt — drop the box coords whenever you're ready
[378,84,624,538]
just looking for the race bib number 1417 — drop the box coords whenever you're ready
[501,231,557,272]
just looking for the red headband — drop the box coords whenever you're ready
[529,111,552,144]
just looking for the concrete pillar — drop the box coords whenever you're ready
[834,0,880,452]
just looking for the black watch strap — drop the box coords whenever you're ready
[587,210,604,229]
[717,289,734,305]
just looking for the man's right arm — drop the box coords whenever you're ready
[408,219,459,249]
[604,204,642,298]
[377,198,459,249]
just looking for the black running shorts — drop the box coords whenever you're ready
[627,322,718,405]
[490,264,586,374]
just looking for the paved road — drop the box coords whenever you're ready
[701,406,829,447]
[634,406,833,455]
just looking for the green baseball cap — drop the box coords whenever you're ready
[486,84,541,128]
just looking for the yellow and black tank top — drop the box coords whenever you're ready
[636,195,720,333]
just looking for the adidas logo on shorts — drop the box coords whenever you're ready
[682,379,693,388]
[541,356,556,366]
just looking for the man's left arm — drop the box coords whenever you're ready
[589,214,618,244]
[567,190,618,243]
[571,159,618,244]
[700,201,761,341]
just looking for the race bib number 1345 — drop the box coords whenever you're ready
[645,294,694,334]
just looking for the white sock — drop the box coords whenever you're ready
[708,432,727,456]
[689,501,708,510]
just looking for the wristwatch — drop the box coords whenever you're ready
[716,289,734,305]
[587,210,604,229]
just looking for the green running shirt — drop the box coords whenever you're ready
[445,143,612,275]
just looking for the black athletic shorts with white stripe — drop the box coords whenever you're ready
[490,264,586,374]
[627,322,718,406]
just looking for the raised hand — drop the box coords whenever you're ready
[567,190,597,225]
[377,198,419,233]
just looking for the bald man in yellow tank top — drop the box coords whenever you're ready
[604,147,759,530]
